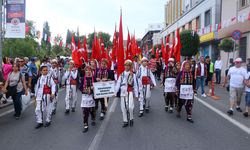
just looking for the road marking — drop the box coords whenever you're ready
[195,96,250,135]
[0,89,65,117]
[87,98,118,150]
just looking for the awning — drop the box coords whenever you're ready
[218,21,250,39]
[200,32,215,43]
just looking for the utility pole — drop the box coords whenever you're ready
[0,0,3,69]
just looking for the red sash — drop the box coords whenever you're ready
[43,85,51,94]
[142,76,150,85]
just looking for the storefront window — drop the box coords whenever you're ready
[239,37,247,62]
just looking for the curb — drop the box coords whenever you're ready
[0,102,13,109]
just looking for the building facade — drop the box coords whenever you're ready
[219,0,250,75]
[162,0,222,61]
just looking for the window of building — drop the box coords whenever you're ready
[239,0,248,9]
[196,16,201,30]
[205,10,211,27]
[239,37,247,62]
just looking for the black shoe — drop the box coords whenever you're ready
[122,122,129,128]
[243,112,249,117]
[35,123,43,129]
[165,107,168,112]
[227,110,233,115]
[71,108,75,112]
[187,118,194,123]
[130,120,134,127]
[91,121,96,126]
[83,127,88,133]
[169,108,173,113]
[44,122,51,127]
[65,109,70,114]
[52,110,56,115]
[236,107,243,112]
[2,100,7,104]
[145,108,149,113]
[139,113,143,117]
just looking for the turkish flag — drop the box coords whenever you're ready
[170,35,175,57]
[117,10,125,77]
[174,28,182,63]
[71,36,81,68]
[165,35,170,65]
[111,27,117,62]
[161,39,165,61]
[82,37,88,62]
[155,48,159,60]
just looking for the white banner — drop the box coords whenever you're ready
[93,81,115,99]
[179,85,194,100]
[164,78,176,93]
[81,94,95,108]
[5,23,25,38]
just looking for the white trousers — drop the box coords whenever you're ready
[139,85,150,112]
[52,94,58,111]
[65,85,77,110]
[35,95,53,123]
[120,92,134,122]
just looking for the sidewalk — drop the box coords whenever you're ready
[195,84,250,128]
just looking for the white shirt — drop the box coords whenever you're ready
[228,66,247,88]
[196,63,205,76]
[245,72,250,92]
[215,60,223,70]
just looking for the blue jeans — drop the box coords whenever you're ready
[215,69,221,84]
[196,76,205,94]
[13,91,24,117]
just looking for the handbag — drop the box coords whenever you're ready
[6,85,17,98]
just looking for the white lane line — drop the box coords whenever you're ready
[0,89,65,117]
[195,96,250,135]
[87,98,118,150]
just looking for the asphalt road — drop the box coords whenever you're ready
[0,86,250,150]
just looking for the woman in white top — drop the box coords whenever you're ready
[3,63,28,119]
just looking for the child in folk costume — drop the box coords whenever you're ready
[162,58,178,113]
[176,62,195,123]
[64,60,78,114]
[50,59,61,115]
[116,60,138,127]
[80,66,96,133]
[35,65,56,129]
[95,58,114,120]
[136,57,156,117]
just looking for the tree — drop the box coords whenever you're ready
[219,38,234,67]
[41,21,51,51]
[87,32,112,48]
[180,30,200,57]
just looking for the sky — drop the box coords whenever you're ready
[26,0,166,42]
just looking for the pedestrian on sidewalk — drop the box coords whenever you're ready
[243,70,250,117]
[2,57,12,82]
[136,57,156,117]
[162,58,178,113]
[195,56,207,97]
[215,56,223,84]
[3,63,28,119]
[176,61,195,123]
[223,58,247,115]
[80,66,96,133]
[205,56,215,95]
[34,65,56,129]
[63,60,78,114]
[115,60,138,128]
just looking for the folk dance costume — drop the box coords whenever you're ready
[176,63,195,123]
[136,57,156,117]
[50,61,61,115]
[116,63,138,127]
[35,73,56,128]
[80,67,96,133]
[95,59,114,120]
[162,58,178,113]
[64,65,78,114]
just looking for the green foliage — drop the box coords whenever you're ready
[218,38,234,53]
[3,37,39,58]
[180,30,200,57]
[87,32,112,48]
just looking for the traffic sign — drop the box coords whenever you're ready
[232,30,242,40]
